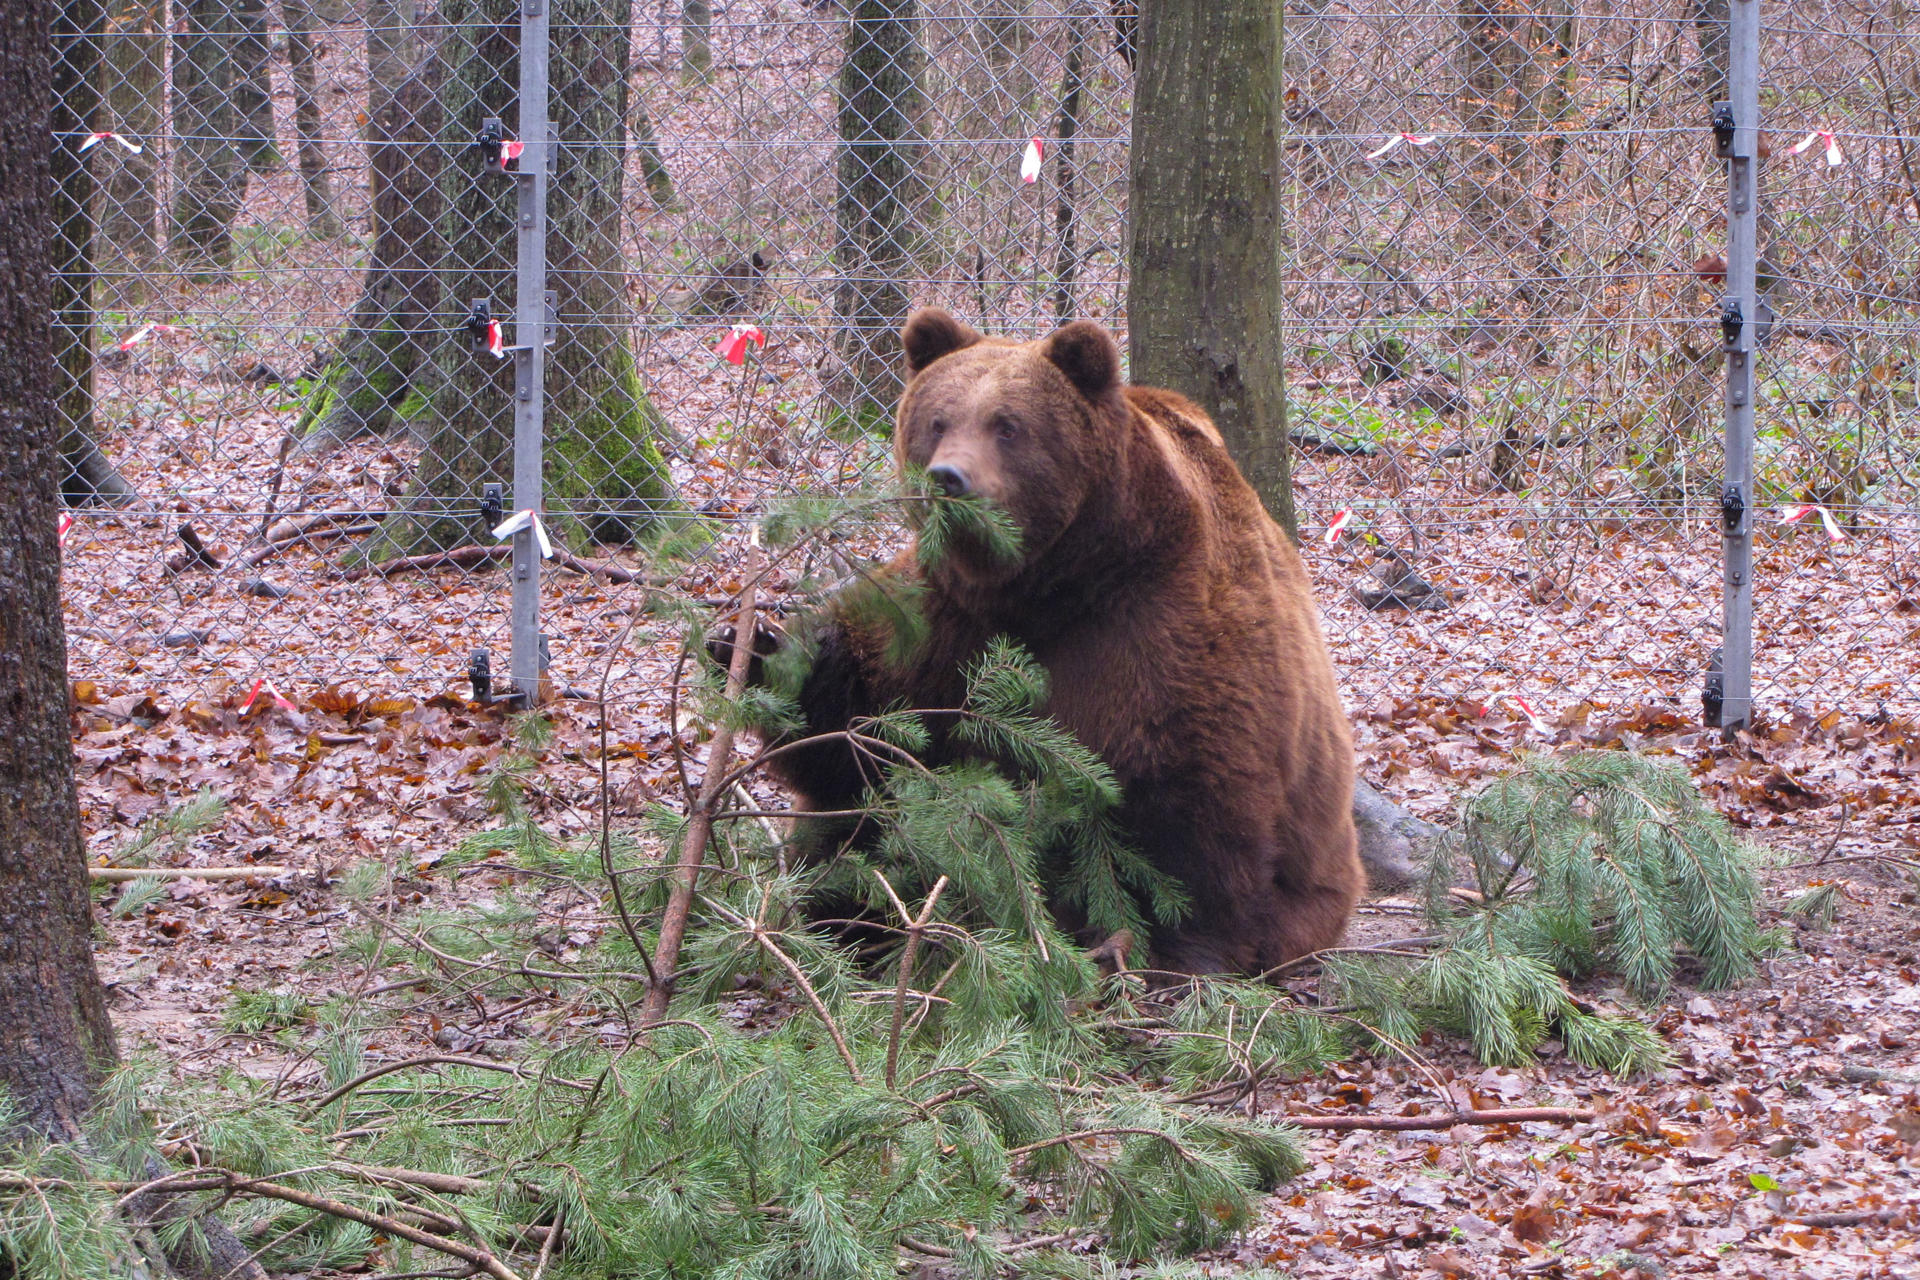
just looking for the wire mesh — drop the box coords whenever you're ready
[53,1,1920,779]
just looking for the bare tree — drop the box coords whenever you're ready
[57,0,138,504]
[171,0,252,272]
[286,0,344,236]
[1127,2,1292,528]
[96,0,165,273]
[360,0,674,555]
[0,0,119,1146]
[830,0,926,426]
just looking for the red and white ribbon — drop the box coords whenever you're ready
[1323,506,1355,544]
[78,130,142,154]
[1780,502,1845,542]
[117,323,178,352]
[498,139,525,169]
[484,319,506,359]
[1365,132,1436,160]
[1019,136,1044,183]
[716,323,766,365]
[1791,129,1844,167]
[493,508,555,559]
[241,677,297,713]
[58,513,74,548]
[1485,690,1550,733]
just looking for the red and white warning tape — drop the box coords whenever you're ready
[241,677,297,713]
[1780,502,1846,542]
[1323,506,1355,544]
[58,513,74,548]
[716,323,767,365]
[1790,129,1844,167]
[493,508,555,559]
[484,319,506,359]
[78,130,142,154]
[117,323,180,352]
[1484,690,1550,733]
[1019,136,1044,183]
[1365,132,1436,160]
[498,139,525,169]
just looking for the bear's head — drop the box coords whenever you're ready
[894,308,1126,585]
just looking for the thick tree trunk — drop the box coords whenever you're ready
[1691,0,1729,103]
[286,0,343,236]
[1126,2,1293,530]
[547,0,674,542]
[0,0,120,1145]
[232,0,280,171]
[295,61,442,452]
[172,0,251,272]
[56,0,139,507]
[681,0,711,84]
[633,90,674,205]
[97,0,165,273]
[366,0,673,556]
[830,0,925,427]
[1454,0,1532,239]
[1050,1,1089,321]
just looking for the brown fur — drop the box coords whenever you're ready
[758,308,1362,975]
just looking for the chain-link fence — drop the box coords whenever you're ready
[54,1,1920,779]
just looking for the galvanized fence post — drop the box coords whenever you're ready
[1714,0,1762,731]
[511,0,552,704]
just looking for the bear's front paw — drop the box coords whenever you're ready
[704,616,786,683]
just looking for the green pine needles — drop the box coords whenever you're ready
[1332,750,1770,1072]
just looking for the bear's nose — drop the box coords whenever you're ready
[927,464,971,498]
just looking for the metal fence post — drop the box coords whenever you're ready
[1714,0,1761,731]
[510,0,552,704]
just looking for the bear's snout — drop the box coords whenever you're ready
[926,463,972,499]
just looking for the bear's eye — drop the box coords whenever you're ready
[995,416,1021,441]
[929,417,949,439]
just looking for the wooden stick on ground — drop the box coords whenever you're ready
[90,865,292,882]
[642,531,765,1024]
[1286,1106,1595,1133]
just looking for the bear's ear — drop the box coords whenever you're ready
[902,308,982,376]
[1043,320,1121,399]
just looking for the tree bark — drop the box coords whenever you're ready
[232,0,280,171]
[680,0,711,84]
[56,0,139,507]
[172,0,251,272]
[1126,2,1293,530]
[0,0,120,1145]
[1454,0,1532,240]
[295,59,442,452]
[1690,0,1729,104]
[286,0,344,237]
[364,0,673,556]
[97,0,165,273]
[830,0,926,427]
[1050,1,1089,321]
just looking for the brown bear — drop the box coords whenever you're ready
[737,308,1362,975]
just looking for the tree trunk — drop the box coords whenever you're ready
[57,0,139,507]
[364,0,419,239]
[829,0,925,428]
[681,0,711,84]
[365,0,673,555]
[232,0,280,171]
[172,0,251,272]
[294,61,442,453]
[285,0,343,236]
[1690,0,1729,104]
[0,0,120,1146]
[1050,1,1089,321]
[633,89,674,205]
[1454,0,1532,240]
[547,0,674,542]
[97,0,165,274]
[1126,2,1292,531]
